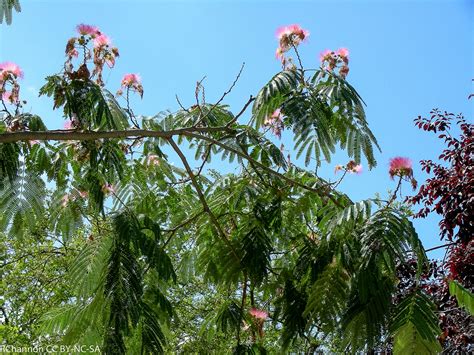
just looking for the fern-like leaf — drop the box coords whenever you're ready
[449,280,474,315]
[391,289,442,355]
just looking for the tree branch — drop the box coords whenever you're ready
[0,126,232,143]
[0,127,342,206]
[425,241,458,253]
[167,137,240,260]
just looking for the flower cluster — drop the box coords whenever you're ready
[263,108,284,139]
[389,157,413,179]
[248,308,268,339]
[275,24,309,67]
[145,154,160,166]
[60,190,89,208]
[334,160,363,174]
[249,308,268,320]
[320,48,350,78]
[389,156,417,190]
[64,24,119,86]
[0,61,23,105]
[102,183,116,196]
[117,73,144,98]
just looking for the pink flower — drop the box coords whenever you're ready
[146,154,160,166]
[63,120,74,129]
[339,65,350,78]
[68,48,79,58]
[276,24,309,41]
[334,164,344,174]
[271,108,281,119]
[120,73,143,98]
[275,24,309,55]
[78,190,89,198]
[336,47,349,58]
[105,55,116,68]
[76,24,100,37]
[319,49,332,62]
[102,183,116,195]
[263,108,284,139]
[94,34,111,48]
[121,73,141,87]
[249,308,268,321]
[351,164,363,174]
[0,62,23,79]
[275,47,285,60]
[61,194,70,208]
[2,91,16,103]
[29,140,39,146]
[389,157,413,179]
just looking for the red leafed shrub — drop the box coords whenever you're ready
[447,239,474,285]
[407,110,474,244]
[400,109,473,353]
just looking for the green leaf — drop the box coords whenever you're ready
[391,289,442,355]
[252,70,300,129]
[449,280,474,315]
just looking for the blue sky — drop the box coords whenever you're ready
[1,0,472,257]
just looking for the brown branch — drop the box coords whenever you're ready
[0,128,342,206]
[162,210,206,248]
[0,126,233,143]
[425,241,458,253]
[175,94,190,113]
[226,95,255,127]
[167,137,240,260]
[195,62,245,127]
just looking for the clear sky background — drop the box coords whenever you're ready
[1,0,472,258]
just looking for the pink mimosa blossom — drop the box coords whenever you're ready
[0,62,24,79]
[121,73,141,87]
[249,308,268,321]
[63,120,74,129]
[339,65,350,78]
[275,24,309,56]
[351,164,363,174]
[102,183,116,195]
[29,140,39,146]
[146,154,160,166]
[61,194,70,208]
[271,108,281,119]
[263,108,284,139]
[76,24,100,37]
[319,49,332,62]
[94,34,111,48]
[105,55,116,68]
[275,47,285,60]
[276,24,309,42]
[68,48,79,58]
[120,73,144,98]
[389,157,413,179]
[334,164,344,174]
[336,47,349,58]
[2,91,15,103]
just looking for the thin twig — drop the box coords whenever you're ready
[167,137,240,261]
[425,241,458,253]
[162,210,206,248]
[195,63,245,127]
[226,95,255,127]
[175,94,190,113]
